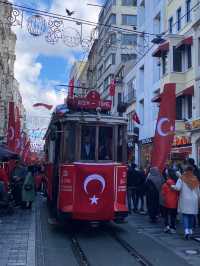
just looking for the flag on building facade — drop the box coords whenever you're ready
[132,111,140,124]
[14,106,21,153]
[22,140,31,163]
[151,83,176,171]
[7,102,16,151]
[68,78,74,98]
[109,79,116,97]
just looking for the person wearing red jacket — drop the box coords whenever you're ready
[161,169,179,233]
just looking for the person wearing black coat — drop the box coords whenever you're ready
[127,163,145,213]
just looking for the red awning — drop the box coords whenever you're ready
[176,85,194,97]
[176,36,193,49]
[151,93,162,102]
[152,42,169,57]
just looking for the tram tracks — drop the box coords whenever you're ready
[108,229,153,266]
[70,233,91,266]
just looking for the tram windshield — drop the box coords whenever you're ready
[80,125,113,161]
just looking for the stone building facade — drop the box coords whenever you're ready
[0,0,26,142]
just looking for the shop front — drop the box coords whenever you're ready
[191,118,200,168]
[140,138,154,168]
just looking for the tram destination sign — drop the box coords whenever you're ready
[67,90,112,111]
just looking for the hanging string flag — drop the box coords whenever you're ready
[33,103,53,110]
[68,78,74,98]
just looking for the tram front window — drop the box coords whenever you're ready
[81,126,95,160]
[98,127,113,160]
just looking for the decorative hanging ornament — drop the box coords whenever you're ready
[62,27,80,47]
[27,15,47,37]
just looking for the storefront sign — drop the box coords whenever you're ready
[192,119,200,129]
[173,136,191,147]
[141,137,153,145]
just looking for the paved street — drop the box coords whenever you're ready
[36,196,200,266]
[1,195,200,266]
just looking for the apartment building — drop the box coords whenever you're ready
[96,0,137,113]
[0,0,26,142]
[69,61,88,95]
[133,0,167,167]
[152,0,200,166]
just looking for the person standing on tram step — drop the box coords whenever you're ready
[171,166,200,239]
[161,168,179,233]
[146,167,165,223]
[22,166,35,209]
[81,135,95,160]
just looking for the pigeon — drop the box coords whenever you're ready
[66,9,75,16]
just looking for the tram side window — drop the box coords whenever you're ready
[81,126,96,160]
[98,127,113,160]
[117,126,123,162]
[65,124,76,162]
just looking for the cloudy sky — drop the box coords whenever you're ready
[12,0,102,117]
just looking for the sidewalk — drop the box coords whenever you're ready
[128,212,200,266]
[0,206,35,266]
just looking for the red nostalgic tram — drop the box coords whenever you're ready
[44,90,128,223]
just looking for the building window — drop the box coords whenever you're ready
[121,53,137,63]
[187,95,192,119]
[104,53,116,70]
[122,15,137,26]
[186,45,192,69]
[162,54,168,75]
[121,0,137,6]
[168,17,173,34]
[186,0,191,22]
[121,34,137,45]
[109,33,117,45]
[139,65,144,92]
[107,14,116,25]
[173,46,182,72]
[177,8,181,31]
[98,65,103,79]
[176,96,183,120]
[139,99,144,125]
[198,38,200,66]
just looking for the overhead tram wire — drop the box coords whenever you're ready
[0,0,159,37]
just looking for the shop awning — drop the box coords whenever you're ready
[152,42,169,57]
[176,85,194,97]
[176,36,193,49]
[151,93,162,102]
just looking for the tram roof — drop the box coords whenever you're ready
[45,111,127,139]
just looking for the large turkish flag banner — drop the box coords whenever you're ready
[14,106,21,154]
[73,163,114,220]
[151,83,176,171]
[7,102,16,151]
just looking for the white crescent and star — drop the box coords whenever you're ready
[83,174,106,205]
[157,117,174,137]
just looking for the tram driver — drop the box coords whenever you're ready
[81,135,95,160]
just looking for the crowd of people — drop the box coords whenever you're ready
[127,158,200,240]
[0,161,45,218]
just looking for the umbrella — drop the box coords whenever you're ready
[0,145,20,161]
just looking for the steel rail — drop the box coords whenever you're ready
[70,233,91,266]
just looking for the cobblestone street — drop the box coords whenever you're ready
[0,207,35,266]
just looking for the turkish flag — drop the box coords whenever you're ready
[109,79,116,97]
[68,78,74,98]
[22,140,31,163]
[7,102,16,151]
[132,111,140,124]
[151,83,176,171]
[14,106,21,154]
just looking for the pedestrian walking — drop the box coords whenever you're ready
[22,166,35,209]
[146,167,165,223]
[161,169,179,233]
[171,166,200,239]
[11,161,27,206]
